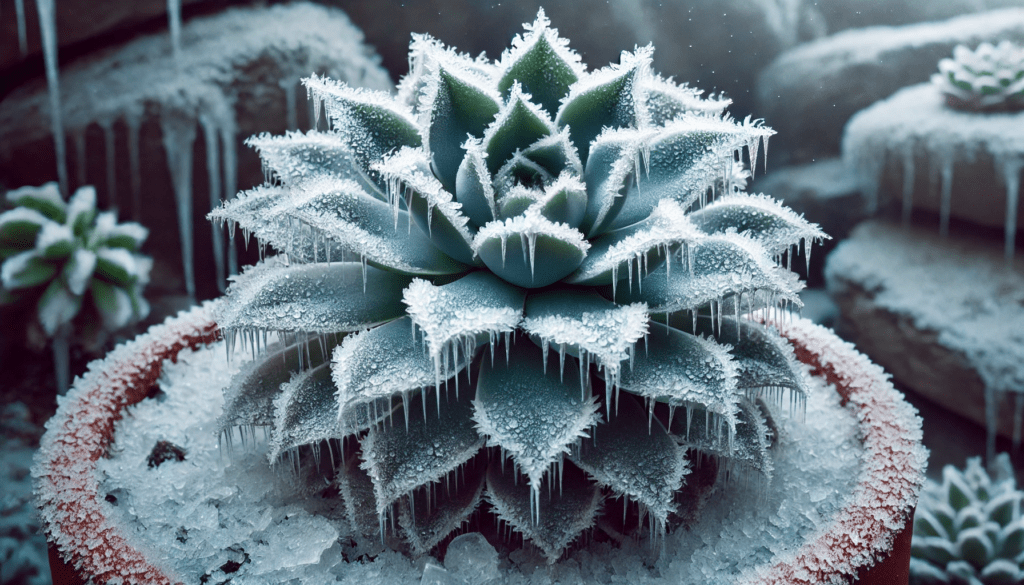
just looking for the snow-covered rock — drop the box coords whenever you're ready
[757,8,1024,165]
[843,82,1024,259]
[751,158,867,285]
[826,220,1024,442]
[815,0,1024,34]
[0,3,392,300]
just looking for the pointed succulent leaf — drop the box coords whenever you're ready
[399,33,498,112]
[984,491,1021,527]
[5,182,66,222]
[92,213,147,251]
[494,151,553,194]
[534,172,587,228]
[955,526,993,566]
[285,175,469,275]
[571,395,688,528]
[360,390,485,519]
[617,324,738,423]
[37,279,81,336]
[304,76,422,175]
[332,316,472,433]
[945,466,976,512]
[216,259,411,334]
[522,289,648,390]
[218,336,337,430]
[485,459,602,563]
[567,199,700,287]
[643,75,731,126]
[498,9,583,117]
[0,207,50,251]
[246,131,384,200]
[338,455,385,539]
[556,45,652,165]
[62,248,96,296]
[1,250,55,289]
[93,247,137,286]
[669,397,773,481]
[472,207,590,288]
[609,233,800,314]
[522,128,583,179]
[402,272,525,370]
[473,340,600,493]
[422,59,502,193]
[399,455,487,555]
[455,138,498,227]
[498,185,543,220]
[609,116,776,231]
[579,127,653,237]
[268,362,393,461]
[914,508,951,540]
[980,559,1021,584]
[689,193,828,256]
[911,536,957,566]
[998,520,1024,558]
[89,279,133,330]
[375,148,479,266]
[66,186,98,238]
[37,219,72,260]
[483,83,555,175]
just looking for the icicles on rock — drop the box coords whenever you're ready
[125,111,144,221]
[167,0,183,63]
[99,119,117,209]
[14,0,28,56]
[161,109,198,301]
[995,152,1023,263]
[199,113,227,292]
[35,0,68,196]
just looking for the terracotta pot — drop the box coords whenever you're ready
[34,304,925,585]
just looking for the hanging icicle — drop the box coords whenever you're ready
[15,0,28,56]
[100,119,117,209]
[35,0,69,196]
[125,111,144,222]
[167,0,183,62]
[199,113,227,292]
[160,108,198,302]
[219,115,239,276]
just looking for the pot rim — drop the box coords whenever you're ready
[32,302,926,585]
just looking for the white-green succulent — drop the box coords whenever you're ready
[210,9,826,561]
[933,41,1024,112]
[0,182,150,339]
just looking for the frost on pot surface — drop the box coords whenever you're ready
[911,454,1024,585]
[203,8,833,565]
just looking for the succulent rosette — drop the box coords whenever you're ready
[933,41,1024,112]
[210,10,826,560]
[0,182,150,340]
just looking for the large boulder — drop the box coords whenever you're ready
[0,3,392,301]
[757,8,1024,165]
[826,220,1024,440]
[815,0,1024,34]
[842,82,1024,259]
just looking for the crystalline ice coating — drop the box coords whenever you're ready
[642,73,731,126]
[689,193,828,257]
[160,109,199,301]
[482,82,557,176]
[400,460,487,556]
[199,113,227,292]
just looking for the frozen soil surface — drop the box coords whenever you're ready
[98,335,864,585]
[0,403,50,585]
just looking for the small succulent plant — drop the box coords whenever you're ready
[911,454,1024,585]
[932,41,1024,112]
[210,9,825,561]
[0,182,150,342]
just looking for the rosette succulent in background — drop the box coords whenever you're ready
[0,182,151,393]
[933,40,1024,112]
[210,9,827,560]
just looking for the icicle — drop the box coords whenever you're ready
[1015,393,1024,453]
[938,147,954,238]
[167,0,182,62]
[998,154,1022,262]
[35,0,68,196]
[900,141,915,227]
[220,119,239,276]
[281,77,300,131]
[160,110,199,301]
[100,120,117,209]
[199,113,227,292]
[985,386,998,464]
[73,129,87,189]
[125,112,143,221]
[15,0,28,56]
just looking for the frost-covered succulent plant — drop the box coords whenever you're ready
[210,10,826,561]
[911,454,1024,585]
[0,182,150,340]
[932,41,1024,112]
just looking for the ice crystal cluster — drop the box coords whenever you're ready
[0,182,150,338]
[210,9,826,561]
[933,41,1024,112]
[911,455,1024,585]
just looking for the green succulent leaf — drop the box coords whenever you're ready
[485,459,602,563]
[66,186,98,238]
[246,131,385,200]
[617,324,738,424]
[375,148,479,266]
[689,193,827,256]
[980,559,1022,585]
[216,259,411,334]
[93,248,138,286]
[534,172,587,228]
[497,9,583,117]
[338,456,384,539]
[399,455,487,555]
[332,316,472,432]
[522,289,648,391]
[567,199,699,288]
[579,127,650,237]
[521,128,583,180]
[402,271,525,366]
[609,116,775,231]
[984,491,1020,527]
[424,62,502,193]
[218,336,338,431]
[455,138,498,226]
[0,208,50,251]
[483,83,555,175]
[915,508,951,540]
[946,466,977,512]
[669,397,773,481]
[4,182,66,223]
[89,278,135,330]
[955,526,993,567]
[473,207,590,288]
[360,390,485,520]
[303,76,423,176]
[92,213,147,251]
[571,395,687,528]
[268,362,392,461]
[36,278,80,336]
[497,185,543,220]
[1,250,56,290]
[473,339,600,494]
[494,151,554,194]
[609,233,801,314]
[911,536,958,566]
[556,46,652,165]
[643,75,731,126]
[997,520,1024,558]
